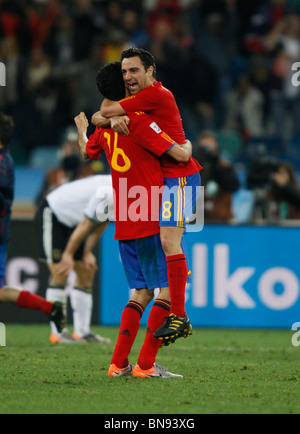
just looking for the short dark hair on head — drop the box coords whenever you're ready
[96,62,126,101]
[0,113,14,147]
[121,48,156,77]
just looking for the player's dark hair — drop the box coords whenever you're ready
[0,113,14,147]
[121,48,157,78]
[96,62,126,101]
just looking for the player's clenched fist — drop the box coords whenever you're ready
[74,112,89,132]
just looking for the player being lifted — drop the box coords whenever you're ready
[75,62,193,378]
[92,48,202,344]
[0,113,64,333]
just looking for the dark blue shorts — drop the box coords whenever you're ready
[0,244,8,288]
[160,173,201,229]
[119,234,192,290]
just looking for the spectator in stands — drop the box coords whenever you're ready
[0,38,27,114]
[224,74,266,142]
[27,0,62,50]
[248,0,293,37]
[101,27,127,64]
[71,43,105,120]
[189,0,239,102]
[179,52,218,134]
[122,9,150,48]
[106,1,123,29]
[270,161,300,219]
[147,0,183,35]
[148,18,176,83]
[0,0,31,56]
[44,14,76,67]
[193,131,240,222]
[265,14,300,147]
[1,0,300,174]
[73,0,104,61]
[27,48,51,92]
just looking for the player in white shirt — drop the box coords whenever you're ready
[35,175,114,344]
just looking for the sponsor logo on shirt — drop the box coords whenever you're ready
[150,122,162,134]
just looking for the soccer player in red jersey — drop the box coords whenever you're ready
[0,286,65,333]
[93,48,202,344]
[75,62,192,378]
[0,113,65,333]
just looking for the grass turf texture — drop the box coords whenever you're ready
[0,325,300,414]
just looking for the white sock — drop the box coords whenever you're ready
[46,287,67,337]
[70,288,93,338]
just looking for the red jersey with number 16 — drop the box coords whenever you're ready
[86,112,176,241]
[119,81,203,178]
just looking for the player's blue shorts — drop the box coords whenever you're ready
[160,172,201,229]
[119,233,192,290]
[0,244,8,288]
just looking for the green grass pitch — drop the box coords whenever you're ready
[0,325,300,414]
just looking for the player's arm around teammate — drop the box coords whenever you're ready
[74,112,131,158]
[77,111,192,164]
[77,62,190,377]
[95,50,202,343]
[92,112,131,137]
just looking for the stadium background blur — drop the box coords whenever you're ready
[1,0,300,329]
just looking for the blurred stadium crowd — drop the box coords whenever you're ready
[1,0,300,224]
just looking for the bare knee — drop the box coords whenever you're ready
[0,288,6,302]
[158,287,170,302]
[160,234,182,257]
[48,263,68,287]
[74,262,95,289]
[0,287,20,303]
[131,289,154,309]
[160,227,185,257]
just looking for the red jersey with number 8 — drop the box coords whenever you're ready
[119,81,202,178]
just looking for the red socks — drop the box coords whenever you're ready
[138,299,171,370]
[111,284,184,371]
[17,290,53,316]
[111,301,145,369]
[166,254,188,318]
